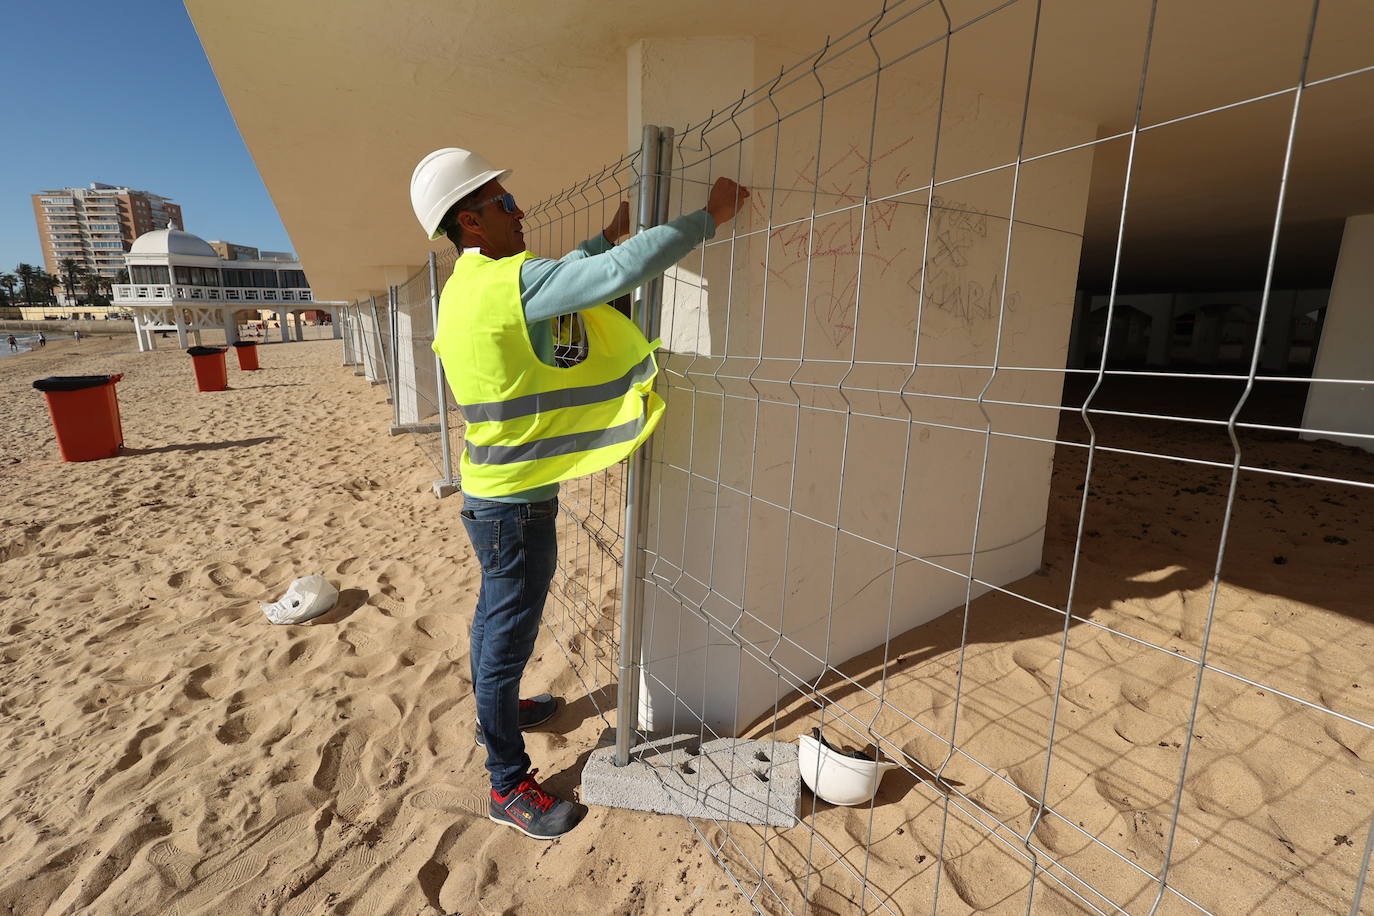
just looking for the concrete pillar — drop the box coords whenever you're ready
[331,310,342,339]
[274,309,289,342]
[1302,214,1374,451]
[1260,290,1298,373]
[222,308,239,346]
[1066,290,1090,368]
[350,306,366,374]
[1191,304,1224,366]
[134,313,149,352]
[629,37,756,358]
[625,35,1099,736]
[1146,296,1176,367]
[360,297,385,383]
[380,267,433,427]
[292,311,304,342]
[173,308,189,350]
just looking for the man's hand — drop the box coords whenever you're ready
[603,200,631,243]
[706,178,751,228]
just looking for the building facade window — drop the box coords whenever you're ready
[173,265,222,286]
[131,265,170,285]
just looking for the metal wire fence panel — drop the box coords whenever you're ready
[391,264,447,473]
[521,150,648,713]
[358,1,1374,912]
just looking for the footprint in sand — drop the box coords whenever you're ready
[214,708,260,746]
[368,592,407,617]
[112,722,166,772]
[413,614,459,642]
[142,570,188,601]
[51,816,172,914]
[103,659,174,690]
[181,663,224,701]
[169,809,317,915]
[147,837,197,890]
[203,562,258,598]
[410,785,485,816]
[312,725,374,821]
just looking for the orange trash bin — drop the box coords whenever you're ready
[232,340,260,370]
[32,374,125,462]
[187,345,228,391]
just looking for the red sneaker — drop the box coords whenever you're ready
[488,769,585,840]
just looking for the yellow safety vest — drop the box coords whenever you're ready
[432,250,664,497]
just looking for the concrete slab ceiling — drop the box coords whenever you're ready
[185,0,1374,300]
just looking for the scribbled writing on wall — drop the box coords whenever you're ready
[757,136,1020,349]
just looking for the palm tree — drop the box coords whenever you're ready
[36,271,59,304]
[58,257,82,305]
[0,272,16,306]
[82,271,104,305]
[14,263,38,305]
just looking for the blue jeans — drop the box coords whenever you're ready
[460,494,559,794]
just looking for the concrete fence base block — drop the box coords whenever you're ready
[432,479,460,499]
[581,731,799,827]
[389,422,443,436]
[370,380,386,387]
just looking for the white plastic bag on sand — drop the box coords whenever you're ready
[261,575,338,625]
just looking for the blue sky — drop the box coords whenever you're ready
[0,0,291,272]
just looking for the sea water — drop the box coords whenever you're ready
[1,333,71,357]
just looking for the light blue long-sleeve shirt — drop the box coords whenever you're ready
[472,208,716,503]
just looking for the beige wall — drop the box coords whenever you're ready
[1302,214,1374,453]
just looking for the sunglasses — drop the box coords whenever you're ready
[464,192,519,214]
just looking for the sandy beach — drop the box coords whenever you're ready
[0,337,746,915]
[1,336,1371,914]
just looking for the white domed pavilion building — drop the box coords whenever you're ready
[113,227,342,350]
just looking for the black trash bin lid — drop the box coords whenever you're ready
[32,375,117,392]
[230,341,258,348]
[186,346,227,356]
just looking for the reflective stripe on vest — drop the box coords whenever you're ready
[464,413,647,465]
[458,353,655,424]
[432,249,665,498]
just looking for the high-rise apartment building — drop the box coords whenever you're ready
[31,183,183,279]
[206,240,260,261]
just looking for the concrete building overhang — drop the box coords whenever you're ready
[185,0,1374,301]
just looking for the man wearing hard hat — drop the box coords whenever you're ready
[412,147,749,839]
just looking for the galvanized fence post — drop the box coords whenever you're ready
[615,124,669,767]
[389,285,401,429]
[367,295,385,386]
[429,252,457,497]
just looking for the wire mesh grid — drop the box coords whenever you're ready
[623,1,1371,914]
[391,267,448,476]
[365,0,1374,912]
[518,149,647,718]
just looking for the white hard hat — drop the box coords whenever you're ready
[797,728,899,806]
[410,147,512,241]
[260,574,339,625]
